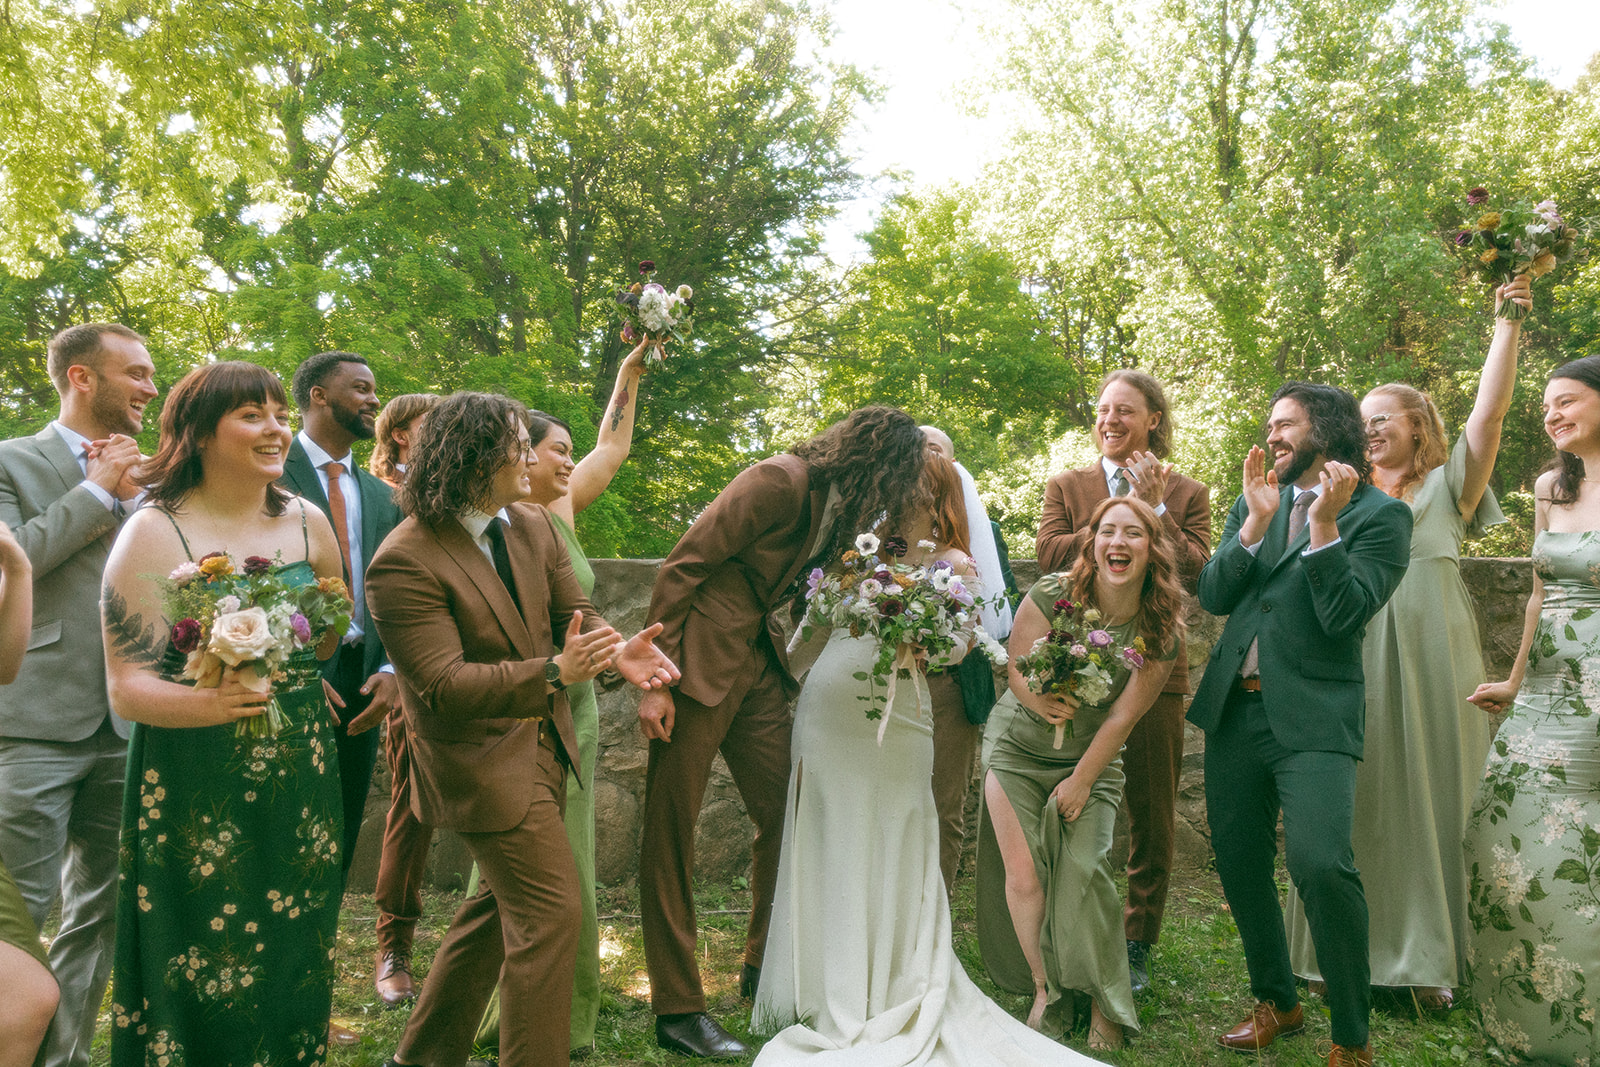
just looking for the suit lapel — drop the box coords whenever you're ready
[282,439,330,512]
[435,518,534,660]
[355,467,387,558]
[1260,485,1295,573]
[34,426,86,495]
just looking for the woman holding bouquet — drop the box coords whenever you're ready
[977,496,1183,1051]
[100,362,349,1066]
[753,453,1098,1066]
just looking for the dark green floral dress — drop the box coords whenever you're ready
[110,558,344,1067]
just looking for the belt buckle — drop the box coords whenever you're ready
[1239,677,1262,693]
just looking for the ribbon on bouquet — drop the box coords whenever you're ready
[877,644,931,746]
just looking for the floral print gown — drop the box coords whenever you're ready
[1464,530,1600,1064]
[110,560,343,1067]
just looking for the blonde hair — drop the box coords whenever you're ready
[369,393,439,485]
[1367,383,1448,501]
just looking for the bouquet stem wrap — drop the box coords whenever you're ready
[877,644,931,746]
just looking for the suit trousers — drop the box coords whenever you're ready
[374,709,435,957]
[0,721,125,1067]
[326,640,381,875]
[927,671,980,895]
[1121,690,1186,944]
[639,651,793,1016]
[397,726,578,1067]
[1205,687,1370,1048]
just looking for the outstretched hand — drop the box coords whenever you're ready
[616,622,680,691]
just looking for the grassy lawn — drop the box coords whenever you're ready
[290,866,1488,1066]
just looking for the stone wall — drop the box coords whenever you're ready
[345,556,1534,892]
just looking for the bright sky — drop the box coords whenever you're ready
[821,0,1600,260]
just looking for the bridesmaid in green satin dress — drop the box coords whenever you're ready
[474,339,651,1057]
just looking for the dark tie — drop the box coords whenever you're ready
[1110,467,1131,497]
[486,518,521,612]
[324,461,353,581]
[1288,490,1315,543]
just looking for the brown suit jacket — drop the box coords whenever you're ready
[648,454,829,709]
[1035,462,1212,693]
[367,502,602,833]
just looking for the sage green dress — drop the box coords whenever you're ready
[976,574,1166,1035]
[475,511,602,1052]
[1286,435,1502,989]
[109,558,343,1067]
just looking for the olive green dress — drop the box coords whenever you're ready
[976,574,1166,1035]
[109,558,343,1067]
[0,860,48,967]
[475,511,602,1052]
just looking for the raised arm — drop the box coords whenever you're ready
[1458,275,1530,521]
[564,340,650,519]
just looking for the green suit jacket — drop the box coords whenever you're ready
[278,437,403,681]
[1186,481,1412,758]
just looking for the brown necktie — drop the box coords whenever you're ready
[1288,490,1315,543]
[1111,468,1131,497]
[324,461,353,581]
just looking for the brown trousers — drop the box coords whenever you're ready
[1122,690,1186,944]
[639,653,793,1016]
[374,710,436,958]
[927,671,981,895]
[397,728,578,1067]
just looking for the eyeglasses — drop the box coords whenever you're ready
[1364,413,1398,432]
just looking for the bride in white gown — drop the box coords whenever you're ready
[752,454,1103,1067]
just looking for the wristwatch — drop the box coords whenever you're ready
[544,659,566,691]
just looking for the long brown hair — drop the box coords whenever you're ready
[369,393,438,485]
[791,406,930,568]
[141,361,293,517]
[1366,383,1448,501]
[399,392,526,525]
[1546,355,1600,506]
[924,452,970,555]
[1065,496,1185,656]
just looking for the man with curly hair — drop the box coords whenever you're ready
[638,406,932,1058]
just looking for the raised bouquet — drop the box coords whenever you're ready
[161,552,352,737]
[797,532,1008,744]
[1013,595,1147,749]
[1453,188,1597,321]
[614,260,695,363]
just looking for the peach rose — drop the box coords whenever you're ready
[184,649,225,689]
[226,664,273,694]
[208,607,276,666]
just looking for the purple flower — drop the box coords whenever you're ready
[1466,187,1489,206]
[883,535,909,558]
[1070,643,1088,658]
[807,567,825,596]
[1122,648,1146,669]
[1087,629,1113,648]
[243,555,273,575]
[290,612,312,645]
[622,323,640,344]
[170,618,203,654]
[878,598,905,617]
[874,568,893,583]
[1454,230,1473,247]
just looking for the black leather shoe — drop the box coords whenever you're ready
[656,1012,750,1058]
[1127,939,1153,995]
[740,963,761,999]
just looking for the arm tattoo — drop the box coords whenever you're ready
[608,388,629,432]
[102,587,164,668]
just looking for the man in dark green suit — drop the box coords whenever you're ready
[1188,382,1411,1067]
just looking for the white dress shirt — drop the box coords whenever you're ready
[1100,455,1166,517]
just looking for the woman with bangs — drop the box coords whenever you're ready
[753,452,1097,1065]
[100,362,347,1066]
[978,496,1184,1052]
[1283,276,1530,1011]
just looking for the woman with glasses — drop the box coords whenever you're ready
[1283,275,1530,1012]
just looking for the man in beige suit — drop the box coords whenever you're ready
[638,406,933,1058]
[0,323,155,1067]
[368,392,677,1067]
[1036,369,1211,994]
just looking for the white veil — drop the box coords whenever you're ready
[955,461,1014,639]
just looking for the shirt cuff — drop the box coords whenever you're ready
[379,663,395,675]
[1153,502,1168,517]
[1240,535,1262,555]
[1302,536,1342,555]
[79,480,117,511]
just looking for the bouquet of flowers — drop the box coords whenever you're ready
[1013,595,1147,749]
[161,552,352,737]
[797,532,1008,744]
[1453,188,1597,321]
[614,261,695,363]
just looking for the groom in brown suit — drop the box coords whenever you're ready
[368,392,678,1067]
[639,406,933,1058]
[1036,369,1211,994]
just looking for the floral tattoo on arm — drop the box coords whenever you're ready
[609,387,629,432]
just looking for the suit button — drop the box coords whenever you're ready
[1261,603,1272,613]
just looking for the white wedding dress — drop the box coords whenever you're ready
[752,632,1104,1066]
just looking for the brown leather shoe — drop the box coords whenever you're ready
[1217,1001,1305,1051]
[375,949,416,1006]
[328,1019,361,1047]
[1326,1041,1373,1066]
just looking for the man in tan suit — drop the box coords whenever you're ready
[367,392,677,1067]
[1036,369,1211,994]
[638,407,933,1058]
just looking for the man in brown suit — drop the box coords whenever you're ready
[1036,369,1211,994]
[638,407,932,1058]
[367,392,678,1067]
